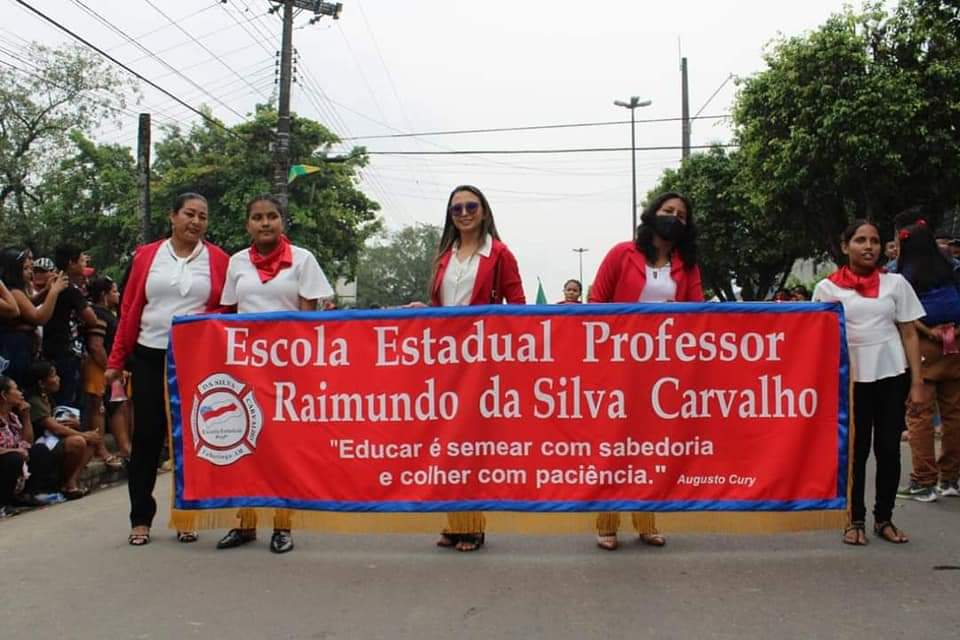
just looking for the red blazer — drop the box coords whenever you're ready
[108,239,230,369]
[430,238,526,306]
[589,241,703,303]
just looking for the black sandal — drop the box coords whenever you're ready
[874,520,909,544]
[455,532,485,552]
[436,532,462,548]
[128,532,151,546]
[842,521,867,546]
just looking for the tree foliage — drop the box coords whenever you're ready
[356,224,441,308]
[0,43,134,228]
[151,105,381,279]
[733,0,960,260]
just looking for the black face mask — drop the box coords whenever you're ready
[652,215,686,242]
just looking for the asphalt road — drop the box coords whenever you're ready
[2,446,958,640]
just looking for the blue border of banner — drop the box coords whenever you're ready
[168,302,849,512]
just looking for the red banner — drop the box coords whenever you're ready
[168,303,848,512]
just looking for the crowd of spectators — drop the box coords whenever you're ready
[1,244,129,516]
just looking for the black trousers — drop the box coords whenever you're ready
[0,451,23,507]
[128,345,168,528]
[851,373,909,524]
[0,444,62,506]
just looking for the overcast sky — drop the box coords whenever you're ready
[3,0,856,300]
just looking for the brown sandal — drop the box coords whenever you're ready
[639,533,666,547]
[596,534,619,551]
[842,521,867,546]
[874,521,908,544]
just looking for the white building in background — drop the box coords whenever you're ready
[335,277,357,306]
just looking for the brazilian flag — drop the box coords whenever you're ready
[288,164,323,183]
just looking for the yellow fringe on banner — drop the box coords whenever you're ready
[169,507,846,534]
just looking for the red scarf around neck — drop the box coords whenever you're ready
[249,234,293,283]
[827,266,882,298]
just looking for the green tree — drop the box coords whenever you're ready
[29,132,139,278]
[648,147,800,300]
[355,223,441,308]
[0,43,135,234]
[151,105,380,280]
[733,0,960,260]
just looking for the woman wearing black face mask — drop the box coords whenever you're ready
[589,191,703,550]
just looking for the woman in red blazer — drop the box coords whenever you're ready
[105,193,230,547]
[429,185,525,551]
[590,191,703,551]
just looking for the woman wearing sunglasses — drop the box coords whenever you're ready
[428,185,525,551]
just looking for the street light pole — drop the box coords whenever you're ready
[573,247,588,302]
[613,97,652,236]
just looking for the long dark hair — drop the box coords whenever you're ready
[896,222,957,293]
[432,185,501,274]
[0,247,30,290]
[636,192,698,268]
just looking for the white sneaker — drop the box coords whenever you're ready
[937,481,960,497]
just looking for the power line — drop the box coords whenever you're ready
[342,114,731,141]
[13,0,242,138]
[140,0,268,101]
[367,144,738,156]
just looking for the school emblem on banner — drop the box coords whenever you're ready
[190,372,263,466]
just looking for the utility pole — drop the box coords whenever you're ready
[137,113,151,243]
[270,0,342,225]
[681,57,691,160]
[572,248,588,302]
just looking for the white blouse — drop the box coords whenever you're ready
[220,245,333,313]
[813,272,925,383]
[138,241,212,349]
[639,264,677,302]
[440,234,492,307]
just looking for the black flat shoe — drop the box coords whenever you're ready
[270,529,294,554]
[216,528,256,549]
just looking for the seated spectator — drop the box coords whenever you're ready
[43,245,100,408]
[28,360,97,500]
[0,375,63,514]
[0,248,68,387]
[791,285,811,301]
[83,277,126,467]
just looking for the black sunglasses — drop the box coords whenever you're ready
[448,201,481,217]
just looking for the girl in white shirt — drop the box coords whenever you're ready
[216,195,333,554]
[813,220,924,546]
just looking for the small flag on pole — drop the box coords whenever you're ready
[288,164,323,183]
[535,278,547,305]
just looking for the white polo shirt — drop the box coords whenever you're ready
[220,245,333,313]
[813,272,925,383]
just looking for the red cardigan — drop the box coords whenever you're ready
[108,239,230,369]
[589,241,703,303]
[430,238,526,306]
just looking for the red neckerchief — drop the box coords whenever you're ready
[249,234,293,284]
[827,266,882,298]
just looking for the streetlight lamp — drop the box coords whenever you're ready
[613,97,652,235]
[573,247,588,302]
